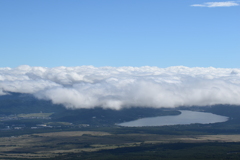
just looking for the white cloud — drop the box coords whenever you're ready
[191,1,239,7]
[0,65,240,109]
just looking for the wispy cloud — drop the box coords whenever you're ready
[1,65,240,109]
[191,1,239,7]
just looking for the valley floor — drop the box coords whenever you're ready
[1,131,240,159]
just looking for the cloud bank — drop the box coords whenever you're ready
[1,65,240,109]
[191,1,239,7]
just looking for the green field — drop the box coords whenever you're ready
[17,112,53,118]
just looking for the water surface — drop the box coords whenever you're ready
[118,110,228,127]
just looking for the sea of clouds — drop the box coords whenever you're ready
[0,65,240,110]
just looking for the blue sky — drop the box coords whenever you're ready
[0,0,239,68]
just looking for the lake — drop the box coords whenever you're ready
[118,110,229,127]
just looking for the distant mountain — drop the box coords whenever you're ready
[1,93,239,126]
[0,92,66,115]
[0,93,180,125]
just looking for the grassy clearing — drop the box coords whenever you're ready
[45,122,73,126]
[33,131,111,137]
[17,112,53,118]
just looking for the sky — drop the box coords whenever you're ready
[0,1,240,109]
[0,0,239,68]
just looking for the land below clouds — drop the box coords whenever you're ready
[1,93,240,159]
[2,131,240,159]
[1,93,240,134]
